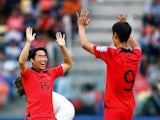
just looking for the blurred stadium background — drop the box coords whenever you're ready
[0,0,160,120]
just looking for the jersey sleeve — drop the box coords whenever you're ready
[51,65,64,78]
[132,49,142,57]
[20,69,30,81]
[93,45,115,62]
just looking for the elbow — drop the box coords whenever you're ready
[62,61,73,74]
[18,59,23,65]
[81,43,87,50]
[69,61,74,68]
[65,60,74,70]
[81,41,91,50]
[64,61,73,72]
[69,61,74,70]
[18,58,25,66]
[80,41,86,48]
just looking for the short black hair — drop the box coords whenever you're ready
[28,47,48,60]
[112,21,132,43]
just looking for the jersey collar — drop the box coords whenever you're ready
[120,48,136,54]
[31,67,48,73]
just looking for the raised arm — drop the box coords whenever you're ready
[55,32,73,73]
[118,13,141,50]
[18,27,36,73]
[128,35,141,50]
[76,9,94,55]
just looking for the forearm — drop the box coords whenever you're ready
[19,41,32,63]
[61,46,73,68]
[128,35,141,50]
[78,27,94,54]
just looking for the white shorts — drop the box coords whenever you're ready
[53,92,75,120]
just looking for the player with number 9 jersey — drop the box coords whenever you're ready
[77,10,142,120]
[94,46,141,109]
[94,46,142,120]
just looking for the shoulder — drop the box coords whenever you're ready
[49,65,63,71]
[132,48,142,56]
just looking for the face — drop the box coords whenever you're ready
[31,50,48,71]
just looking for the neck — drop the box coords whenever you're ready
[117,42,128,49]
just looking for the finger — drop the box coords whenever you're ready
[82,9,86,18]
[56,32,58,39]
[56,32,59,35]
[56,32,59,39]
[86,18,91,24]
[33,33,36,38]
[30,27,32,33]
[56,32,62,39]
[118,14,122,19]
[80,9,83,16]
[63,34,65,39]
[76,11,79,18]
[84,10,89,19]
[59,32,62,38]
[84,10,89,18]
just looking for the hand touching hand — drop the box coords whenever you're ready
[56,32,65,47]
[76,9,91,29]
[118,13,126,22]
[26,27,36,42]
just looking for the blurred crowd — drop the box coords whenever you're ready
[134,0,160,116]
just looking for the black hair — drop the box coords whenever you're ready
[112,21,132,43]
[14,77,25,96]
[28,47,48,60]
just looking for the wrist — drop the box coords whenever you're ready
[26,41,32,44]
[78,26,85,29]
[60,45,66,48]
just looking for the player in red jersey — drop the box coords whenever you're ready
[14,77,75,120]
[76,10,142,120]
[18,27,73,120]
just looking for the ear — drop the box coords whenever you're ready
[30,58,34,64]
[114,32,119,39]
[112,32,115,40]
[112,32,118,39]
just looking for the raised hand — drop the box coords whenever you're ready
[56,32,65,47]
[76,9,91,28]
[26,27,36,42]
[118,13,126,22]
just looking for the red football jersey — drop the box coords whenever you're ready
[94,45,142,109]
[20,65,63,119]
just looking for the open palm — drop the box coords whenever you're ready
[76,9,91,28]
[56,32,65,47]
[26,27,36,42]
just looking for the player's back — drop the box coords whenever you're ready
[105,48,142,109]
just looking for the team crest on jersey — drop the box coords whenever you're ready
[96,46,107,52]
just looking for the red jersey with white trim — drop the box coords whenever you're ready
[20,65,63,119]
[93,45,142,109]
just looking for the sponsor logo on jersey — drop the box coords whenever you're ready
[96,46,107,52]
